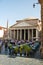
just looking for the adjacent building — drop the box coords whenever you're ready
[0,26,7,39]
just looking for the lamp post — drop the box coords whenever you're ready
[33,3,39,8]
[33,0,43,58]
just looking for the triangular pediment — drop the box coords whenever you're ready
[12,22,33,28]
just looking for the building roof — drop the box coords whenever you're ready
[10,18,40,28]
[16,18,39,22]
[0,26,6,29]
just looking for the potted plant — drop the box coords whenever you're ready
[23,44,32,57]
[26,46,32,57]
[23,44,26,56]
[19,45,23,56]
[14,46,18,56]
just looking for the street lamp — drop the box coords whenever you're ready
[33,3,39,8]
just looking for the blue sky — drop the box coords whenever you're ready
[0,0,41,27]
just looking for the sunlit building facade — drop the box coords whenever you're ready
[9,18,41,41]
[0,26,7,39]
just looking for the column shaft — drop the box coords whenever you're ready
[32,29,33,41]
[36,29,38,41]
[20,30,22,40]
[14,30,15,39]
[28,29,30,41]
[17,30,18,40]
[24,29,26,40]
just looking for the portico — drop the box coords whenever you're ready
[9,18,40,41]
[14,29,32,41]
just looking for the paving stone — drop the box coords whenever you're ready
[0,55,43,65]
[0,45,43,65]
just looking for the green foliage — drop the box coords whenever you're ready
[14,46,18,53]
[8,43,12,49]
[23,44,32,55]
[19,45,23,53]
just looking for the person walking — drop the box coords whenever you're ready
[5,40,8,51]
[8,43,12,55]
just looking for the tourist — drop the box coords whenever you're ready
[8,43,12,55]
[5,40,8,51]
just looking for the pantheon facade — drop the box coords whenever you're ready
[9,18,41,41]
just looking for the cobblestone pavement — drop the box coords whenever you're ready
[0,45,43,65]
[0,55,43,65]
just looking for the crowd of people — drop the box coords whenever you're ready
[0,39,40,56]
[0,39,8,53]
[0,39,29,54]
